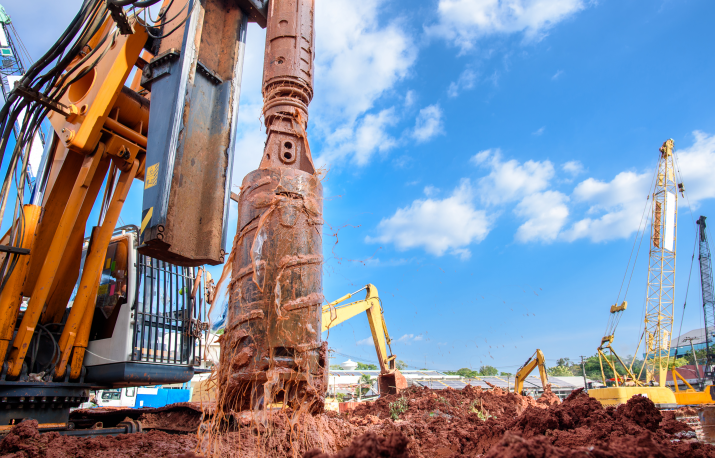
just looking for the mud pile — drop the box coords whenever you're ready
[0,419,196,458]
[1,387,709,458]
[336,386,712,458]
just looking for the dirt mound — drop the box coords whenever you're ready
[675,406,699,417]
[0,420,197,458]
[342,387,713,457]
[536,385,561,406]
[2,388,707,458]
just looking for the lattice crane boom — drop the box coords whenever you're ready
[643,139,678,386]
[697,216,715,381]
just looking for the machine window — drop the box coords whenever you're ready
[101,390,121,400]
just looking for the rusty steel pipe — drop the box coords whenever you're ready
[219,0,326,412]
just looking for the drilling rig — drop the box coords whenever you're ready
[0,0,323,432]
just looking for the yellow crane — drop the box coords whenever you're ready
[513,349,549,395]
[322,284,406,395]
[589,140,679,407]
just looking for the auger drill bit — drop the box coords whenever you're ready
[218,0,326,412]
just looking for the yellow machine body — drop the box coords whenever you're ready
[588,386,677,406]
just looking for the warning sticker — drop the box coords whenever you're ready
[145,163,159,189]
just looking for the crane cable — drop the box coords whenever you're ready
[603,158,659,339]
[673,235,698,360]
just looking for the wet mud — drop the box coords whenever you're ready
[3,387,709,458]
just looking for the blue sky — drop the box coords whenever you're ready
[5,0,715,372]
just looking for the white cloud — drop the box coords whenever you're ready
[232,102,266,186]
[514,191,569,242]
[447,68,478,97]
[313,0,416,167]
[562,170,651,242]
[562,160,584,176]
[533,126,545,136]
[319,108,398,167]
[423,185,440,196]
[357,336,375,346]
[315,0,415,119]
[552,69,564,80]
[472,149,555,205]
[428,0,589,51]
[396,334,415,343]
[674,131,715,204]
[396,334,423,344]
[412,104,445,143]
[405,90,417,107]
[367,179,492,258]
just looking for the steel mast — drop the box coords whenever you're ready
[0,4,44,188]
[697,216,715,381]
[643,139,678,386]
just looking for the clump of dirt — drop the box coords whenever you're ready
[675,406,699,417]
[304,432,410,458]
[0,420,198,458]
[536,385,561,406]
[661,410,696,435]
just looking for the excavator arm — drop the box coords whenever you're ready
[322,284,405,395]
[514,349,548,395]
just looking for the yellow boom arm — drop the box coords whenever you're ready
[322,284,396,375]
[514,349,548,394]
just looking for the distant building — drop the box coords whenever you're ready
[327,370,601,401]
[669,328,714,357]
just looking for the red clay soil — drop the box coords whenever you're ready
[336,386,712,458]
[1,387,708,458]
[0,419,197,458]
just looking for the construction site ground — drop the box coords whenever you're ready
[2,386,713,457]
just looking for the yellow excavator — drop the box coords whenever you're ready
[322,284,406,395]
[513,349,549,395]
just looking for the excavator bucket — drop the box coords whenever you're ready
[379,370,408,396]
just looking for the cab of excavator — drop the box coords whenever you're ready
[74,226,206,387]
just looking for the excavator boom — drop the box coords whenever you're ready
[514,349,548,395]
[323,284,406,395]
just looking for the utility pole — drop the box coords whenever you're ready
[580,356,589,392]
[683,336,703,390]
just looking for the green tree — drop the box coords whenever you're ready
[356,362,378,370]
[396,360,408,370]
[479,365,498,376]
[499,372,513,377]
[329,364,342,370]
[548,365,572,377]
[680,348,708,366]
[445,368,478,378]
[668,356,689,370]
[355,374,374,398]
